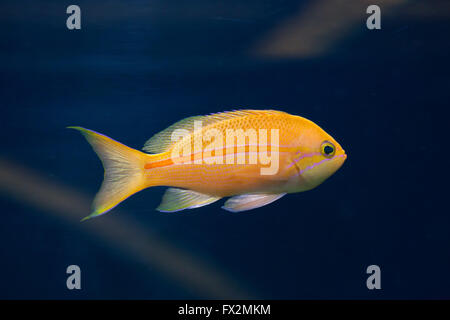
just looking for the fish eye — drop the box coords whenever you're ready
[321,141,335,158]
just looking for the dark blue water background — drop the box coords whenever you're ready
[0,0,449,299]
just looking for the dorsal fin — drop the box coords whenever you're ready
[142,109,286,154]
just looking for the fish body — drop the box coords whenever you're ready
[70,110,346,220]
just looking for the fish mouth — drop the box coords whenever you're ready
[328,152,347,171]
[292,152,346,191]
[339,148,347,161]
[336,152,347,163]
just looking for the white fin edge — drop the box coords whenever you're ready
[157,188,221,213]
[222,193,286,213]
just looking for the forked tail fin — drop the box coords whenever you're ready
[68,127,147,221]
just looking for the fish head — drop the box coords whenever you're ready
[293,121,347,190]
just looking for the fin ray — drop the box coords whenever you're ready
[157,188,221,212]
[68,127,146,220]
[142,110,287,154]
[222,193,286,213]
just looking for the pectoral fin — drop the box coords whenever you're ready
[222,193,286,213]
[157,188,221,212]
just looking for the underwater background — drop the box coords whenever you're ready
[0,0,449,299]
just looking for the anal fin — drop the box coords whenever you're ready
[157,188,221,212]
[222,193,286,213]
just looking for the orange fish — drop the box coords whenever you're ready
[69,110,346,220]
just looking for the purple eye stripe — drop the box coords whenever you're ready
[287,152,321,169]
[296,154,346,176]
